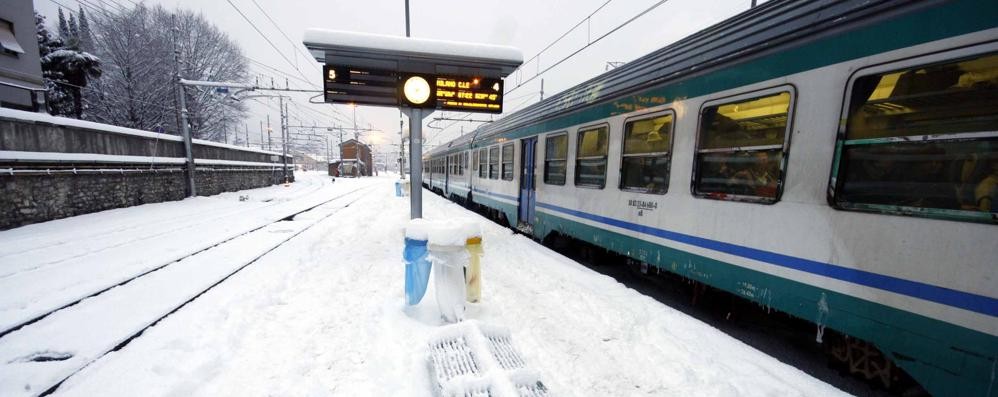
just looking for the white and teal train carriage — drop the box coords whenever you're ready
[423,0,998,394]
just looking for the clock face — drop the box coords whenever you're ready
[403,76,431,105]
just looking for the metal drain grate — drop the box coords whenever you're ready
[427,322,548,397]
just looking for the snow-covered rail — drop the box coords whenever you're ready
[0,183,377,397]
[0,177,348,337]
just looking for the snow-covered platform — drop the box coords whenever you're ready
[0,174,848,396]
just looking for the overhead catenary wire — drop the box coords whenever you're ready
[505,0,671,96]
[224,0,312,86]
[248,0,322,74]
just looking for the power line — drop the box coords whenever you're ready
[248,0,322,74]
[224,0,311,85]
[505,0,670,95]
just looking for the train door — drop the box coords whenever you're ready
[518,137,537,230]
[444,156,450,195]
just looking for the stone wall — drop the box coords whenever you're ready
[0,109,294,230]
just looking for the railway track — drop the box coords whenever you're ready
[0,176,328,279]
[0,183,377,397]
[0,179,348,335]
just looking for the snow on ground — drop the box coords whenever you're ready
[9,174,846,396]
[0,172,367,334]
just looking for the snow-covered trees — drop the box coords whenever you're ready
[83,5,248,140]
[37,10,102,119]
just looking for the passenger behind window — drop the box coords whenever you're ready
[903,146,958,209]
[976,157,998,212]
[729,151,779,197]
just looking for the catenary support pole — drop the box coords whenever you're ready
[172,18,196,197]
[280,96,288,182]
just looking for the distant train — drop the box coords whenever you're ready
[421,0,998,395]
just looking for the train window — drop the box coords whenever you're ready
[575,125,609,189]
[620,112,674,194]
[478,148,487,178]
[501,143,514,181]
[544,133,568,185]
[832,51,998,223]
[489,146,500,179]
[694,90,792,203]
[473,151,479,173]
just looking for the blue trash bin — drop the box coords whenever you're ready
[395,180,403,197]
[403,227,432,305]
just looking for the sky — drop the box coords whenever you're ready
[33,0,762,162]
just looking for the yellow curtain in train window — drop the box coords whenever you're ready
[578,126,608,157]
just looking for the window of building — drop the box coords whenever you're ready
[544,133,568,185]
[488,146,500,179]
[0,20,24,56]
[575,125,609,188]
[693,90,793,202]
[478,148,487,178]
[501,143,514,181]
[831,51,998,222]
[620,112,674,194]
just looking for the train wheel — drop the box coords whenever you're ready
[829,335,897,390]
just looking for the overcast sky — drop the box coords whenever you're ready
[35,0,761,159]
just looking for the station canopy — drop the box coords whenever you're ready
[304,29,523,113]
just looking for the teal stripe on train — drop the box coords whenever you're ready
[532,210,996,397]
[466,0,998,149]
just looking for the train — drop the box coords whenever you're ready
[420,0,997,395]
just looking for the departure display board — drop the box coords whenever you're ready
[433,76,503,113]
[323,65,399,107]
[323,66,504,114]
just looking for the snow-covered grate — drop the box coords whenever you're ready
[485,334,525,370]
[427,322,549,397]
[428,335,481,381]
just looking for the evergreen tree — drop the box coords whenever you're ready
[77,7,92,51]
[67,13,79,49]
[37,11,101,118]
[57,9,69,41]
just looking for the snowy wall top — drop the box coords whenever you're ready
[303,29,523,71]
[0,108,286,158]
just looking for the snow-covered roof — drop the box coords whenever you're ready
[303,29,523,67]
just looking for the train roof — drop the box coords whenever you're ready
[425,0,934,157]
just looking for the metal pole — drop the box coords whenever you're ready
[540,78,544,101]
[405,0,411,37]
[245,123,250,147]
[266,114,272,151]
[172,18,196,197]
[280,96,288,183]
[259,121,264,149]
[408,108,423,219]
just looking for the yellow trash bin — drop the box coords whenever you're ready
[465,236,483,302]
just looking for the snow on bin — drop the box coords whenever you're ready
[460,220,483,303]
[404,219,432,305]
[428,222,469,323]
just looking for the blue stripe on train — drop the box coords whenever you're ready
[535,201,997,317]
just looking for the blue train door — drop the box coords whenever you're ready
[518,137,537,229]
